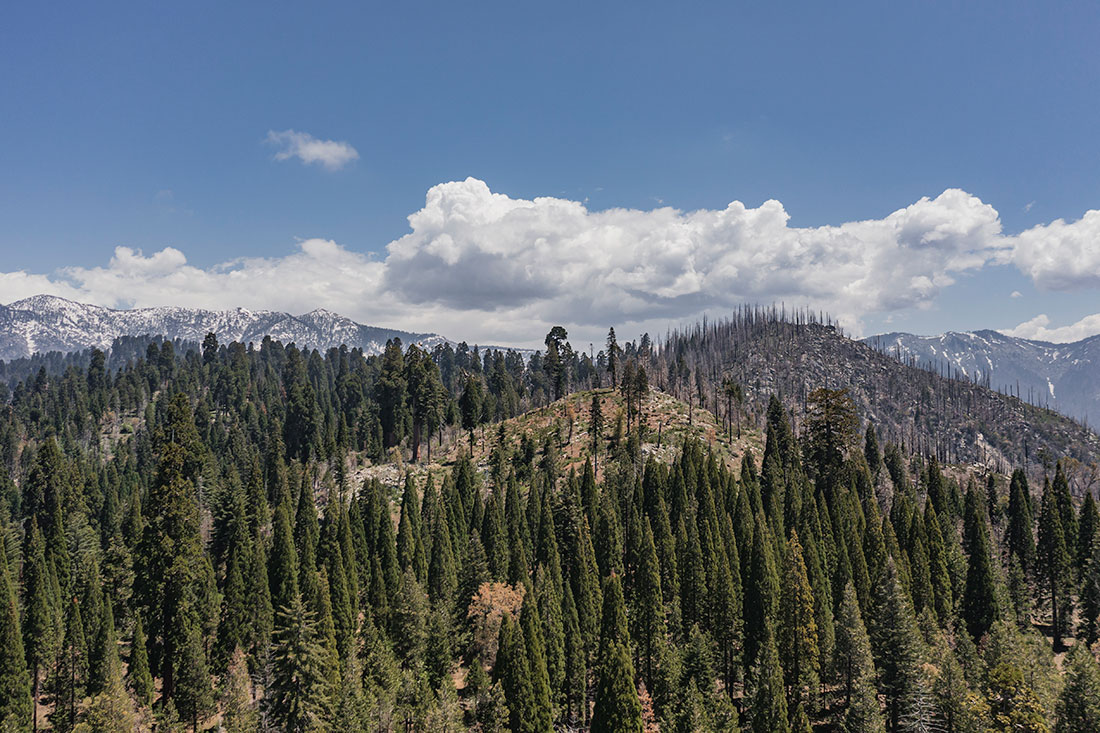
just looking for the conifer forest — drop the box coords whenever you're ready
[2,316,1100,733]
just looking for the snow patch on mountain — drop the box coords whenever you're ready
[0,295,446,361]
[865,328,1100,424]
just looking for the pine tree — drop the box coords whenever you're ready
[0,549,30,730]
[1007,469,1035,574]
[391,568,429,670]
[1037,477,1073,649]
[987,661,1049,733]
[427,508,458,609]
[1076,492,1098,576]
[1056,645,1100,733]
[214,517,249,672]
[869,558,923,732]
[73,646,136,733]
[987,472,1001,524]
[560,582,587,725]
[221,647,259,733]
[790,701,813,733]
[634,518,665,689]
[268,593,330,732]
[397,474,426,581]
[493,613,537,733]
[127,614,153,707]
[834,582,885,733]
[745,624,789,733]
[520,602,553,732]
[460,375,484,447]
[1054,462,1078,560]
[779,531,819,713]
[174,612,213,732]
[329,637,372,732]
[1079,535,1100,645]
[21,518,57,733]
[133,396,210,705]
[87,597,119,698]
[923,500,954,623]
[744,515,779,673]
[962,484,1000,642]
[591,641,642,733]
[247,530,275,666]
[269,502,300,617]
[598,574,630,662]
[533,568,565,715]
[591,394,604,475]
[375,338,408,450]
[425,608,454,690]
[606,328,620,389]
[53,595,88,733]
[898,674,940,733]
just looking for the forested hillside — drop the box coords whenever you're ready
[655,308,1100,472]
[0,325,1099,732]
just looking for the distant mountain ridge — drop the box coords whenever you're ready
[863,329,1100,424]
[656,311,1100,470]
[0,295,446,360]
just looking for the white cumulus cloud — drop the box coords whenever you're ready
[381,179,1005,335]
[1002,313,1100,343]
[265,129,359,171]
[1008,209,1100,291]
[2,178,1099,346]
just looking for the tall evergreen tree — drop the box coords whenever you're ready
[127,615,153,708]
[1054,462,1078,560]
[0,549,30,731]
[634,518,665,689]
[606,327,620,389]
[174,612,213,732]
[375,338,408,450]
[21,519,56,732]
[133,395,208,704]
[493,613,538,733]
[1078,534,1100,645]
[779,531,819,714]
[221,648,259,733]
[744,515,779,674]
[923,500,954,623]
[268,594,330,732]
[962,484,1000,642]
[1007,469,1036,574]
[745,624,789,733]
[53,595,88,733]
[1057,645,1100,733]
[591,640,643,733]
[869,559,923,732]
[269,502,300,615]
[1037,477,1073,649]
[520,602,553,732]
[1076,492,1098,576]
[835,582,885,733]
[987,661,1049,733]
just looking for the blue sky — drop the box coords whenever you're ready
[2,1,1099,346]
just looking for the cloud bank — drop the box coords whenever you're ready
[1004,313,1100,344]
[266,129,359,170]
[2,178,1099,345]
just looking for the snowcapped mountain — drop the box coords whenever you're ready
[864,329,1100,424]
[0,295,446,360]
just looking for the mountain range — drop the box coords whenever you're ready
[3,295,1098,440]
[864,330,1100,425]
[661,312,1100,470]
[0,294,444,361]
